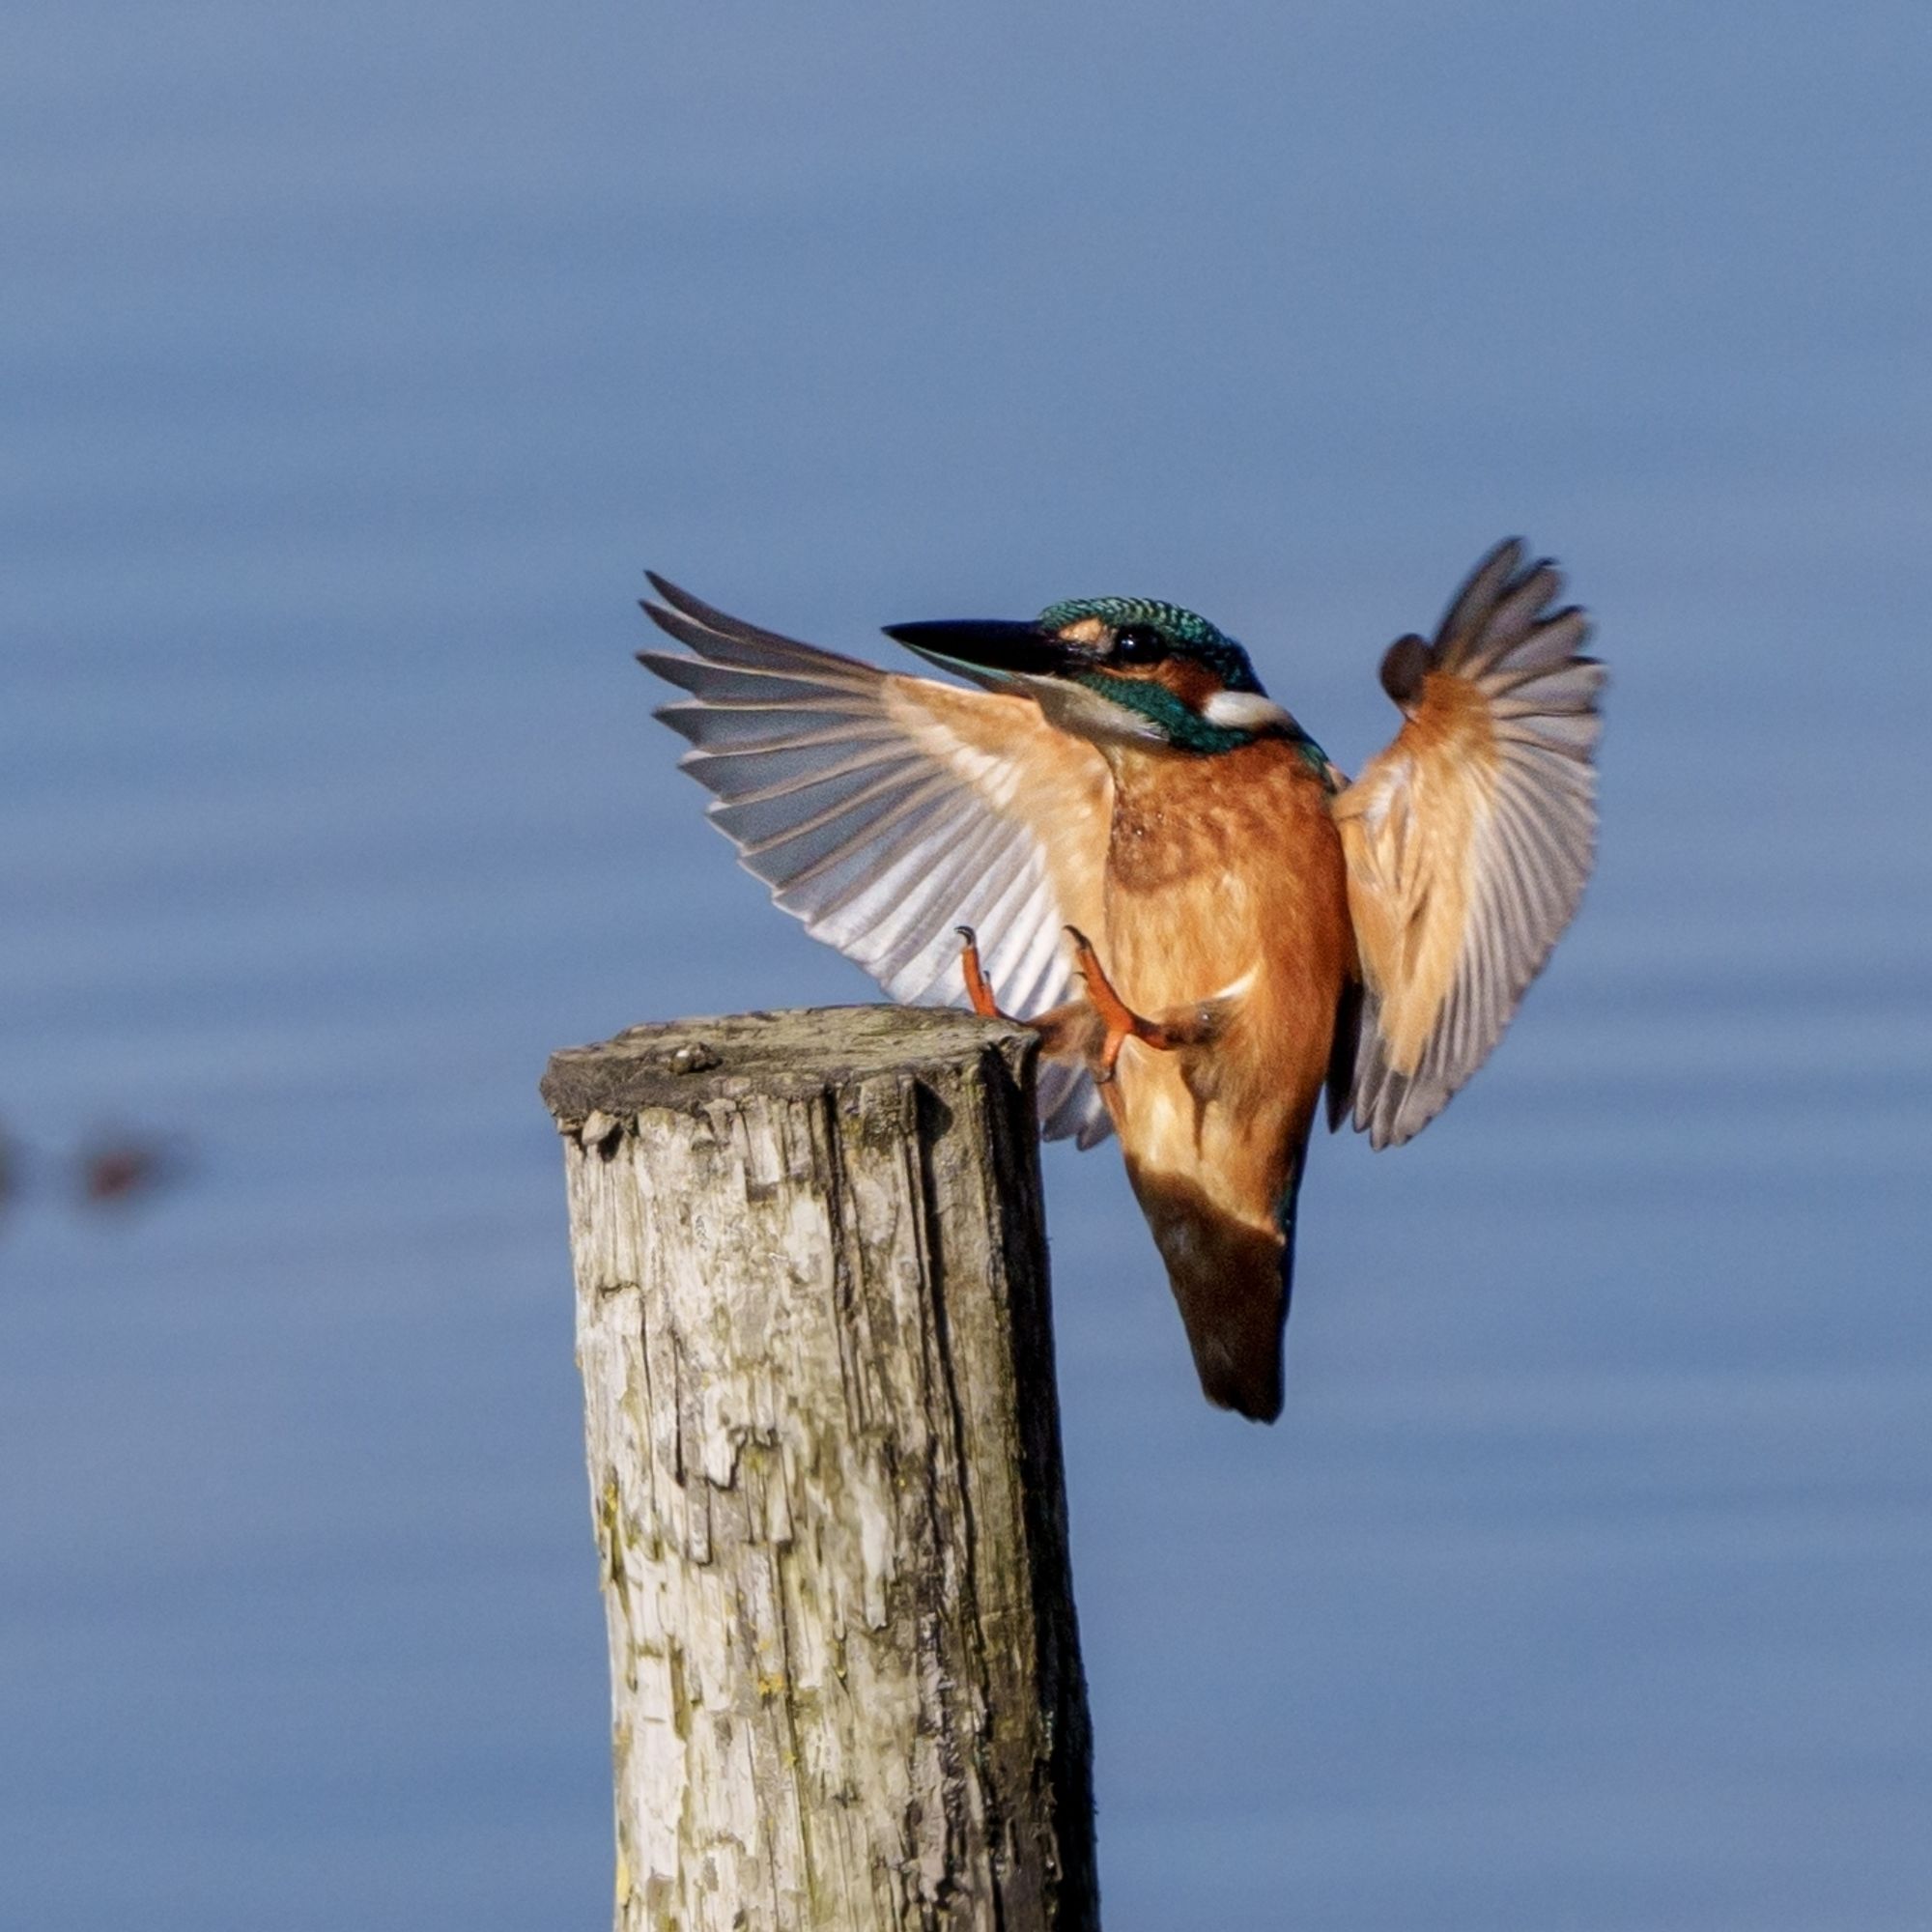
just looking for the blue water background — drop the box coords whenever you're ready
[5,4,1929,1925]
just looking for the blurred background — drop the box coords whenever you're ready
[6,3,1929,1926]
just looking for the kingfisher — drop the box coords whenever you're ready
[638,541,1604,1421]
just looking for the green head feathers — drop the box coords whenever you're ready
[1033,594,1332,770]
[1035,596,1266,695]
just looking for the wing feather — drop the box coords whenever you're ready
[1332,539,1605,1149]
[639,576,1117,1147]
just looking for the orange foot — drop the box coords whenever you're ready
[955,925,1004,1018]
[956,926,1107,1067]
[1065,925,1185,1082]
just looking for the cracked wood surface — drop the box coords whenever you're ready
[543,1007,1098,1930]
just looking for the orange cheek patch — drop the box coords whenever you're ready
[1160,660,1222,707]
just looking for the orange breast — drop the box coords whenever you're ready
[1099,738,1354,1228]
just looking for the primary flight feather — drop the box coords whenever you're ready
[638,541,1605,1420]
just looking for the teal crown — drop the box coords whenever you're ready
[1036,596,1264,695]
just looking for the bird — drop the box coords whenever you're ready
[637,540,1604,1422]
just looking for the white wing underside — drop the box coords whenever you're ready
[639,578,1114,1148]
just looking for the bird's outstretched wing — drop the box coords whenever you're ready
[1331,539,1605,1150]
[639,574,1117,1146]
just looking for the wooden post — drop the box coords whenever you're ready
[541,1006,1099,1932]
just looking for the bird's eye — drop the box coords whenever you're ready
[1112,625,1166,665]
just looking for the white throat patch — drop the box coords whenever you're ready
[1023,673,1170,746]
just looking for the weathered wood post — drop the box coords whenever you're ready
[541,1006,1099,1931]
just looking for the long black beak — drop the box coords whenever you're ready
[881,618,1074,682]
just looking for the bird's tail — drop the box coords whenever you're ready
[1135,1148,1305,1424]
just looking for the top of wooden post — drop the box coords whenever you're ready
[540,1004,1036,1127]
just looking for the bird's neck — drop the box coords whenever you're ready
[1101,732,1311,804]
[1101,738,1300,895]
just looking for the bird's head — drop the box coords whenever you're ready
[884,596,1295,754]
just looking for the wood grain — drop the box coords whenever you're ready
[543,1006,1098,1931]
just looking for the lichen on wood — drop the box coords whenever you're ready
[542,1007,1098,1930]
